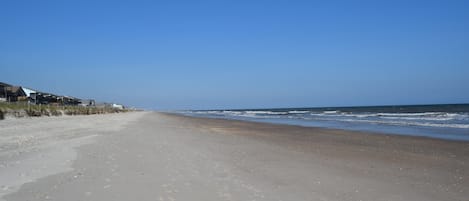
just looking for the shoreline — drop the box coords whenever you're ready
[167,112,469,143]
[2,111,468,201]
[162,112,469,157]
[179,105,469,142]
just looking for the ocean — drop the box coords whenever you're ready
[180,104,469,141]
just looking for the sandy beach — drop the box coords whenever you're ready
[1,112,468,201]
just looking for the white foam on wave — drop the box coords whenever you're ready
[333,118,469,129]
[221,111,243,115]
[185,110,469,129]
[310,113,376,118]
[376,112,442,116]
[244,111,289,115]
[323,111,338,114]
[288,110,309,114]
[308,111,469,121]
[381,116,455,121]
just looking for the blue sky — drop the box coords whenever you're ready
[1,0,468,110]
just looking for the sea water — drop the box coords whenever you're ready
[180,104,469,141]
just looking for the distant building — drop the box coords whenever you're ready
[79,99,96,107]
[61,96,81,106]
[94,102,108,108]
[112,103,124,110]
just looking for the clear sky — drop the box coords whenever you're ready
[1,0,468,110]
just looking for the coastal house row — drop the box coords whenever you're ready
[0,82,95,106]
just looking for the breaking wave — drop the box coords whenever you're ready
[183,109,469,130]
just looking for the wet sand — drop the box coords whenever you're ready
[1,112,468,201]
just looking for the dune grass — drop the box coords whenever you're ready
[0,101,129,119]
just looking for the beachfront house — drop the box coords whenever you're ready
[61,96,81,105]
[79,99,96,107]
[29,93,81,106]
[1,82,42,103]
[0,82,11,101]
[22,87,36,98]
[0,82,28,102]
[30,92,59,105]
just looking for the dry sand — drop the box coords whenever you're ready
[1,112,468,201]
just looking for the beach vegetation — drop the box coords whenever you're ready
[0,101,130,120]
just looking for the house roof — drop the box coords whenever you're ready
[22,87,36,97]
[7,86,21,93]
[3,86,27,96]
[0,82,12,87]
